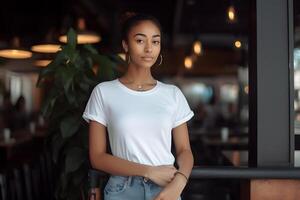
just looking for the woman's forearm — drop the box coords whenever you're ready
[90,152,151,177]
[176,149,194,178]
[158,149,194,198]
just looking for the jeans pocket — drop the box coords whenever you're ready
[104,175,129,195]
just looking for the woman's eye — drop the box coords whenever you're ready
[153,41,160,45]
[136,39,144,44]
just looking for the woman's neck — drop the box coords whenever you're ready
[122,64,156,84]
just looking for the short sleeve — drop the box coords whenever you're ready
[172,86,194,128]
[82,86,107,126]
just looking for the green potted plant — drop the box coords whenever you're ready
[36,28,124,200]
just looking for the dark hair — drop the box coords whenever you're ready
[120,12,162,41]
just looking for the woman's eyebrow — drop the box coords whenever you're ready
[134,33,146,37]
[134,33,161,38]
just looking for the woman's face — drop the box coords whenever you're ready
[122,20,161,68]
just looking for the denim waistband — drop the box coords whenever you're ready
[110,175,157,187]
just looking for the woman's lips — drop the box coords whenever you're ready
[141,56,154,61]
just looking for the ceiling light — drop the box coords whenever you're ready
[234,40,242,48]
[34,59,52,67]
[0,49,32,59]
[0,37,32,59]
[59,33,101,44]
[59,18,101,44]
[228,6,236,21]
[193,41,202,55]
[31,44,61,53]
[244,85,249,94]
[184,56,193,69]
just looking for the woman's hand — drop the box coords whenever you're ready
[147,165,178,187]
[153,174,187,200]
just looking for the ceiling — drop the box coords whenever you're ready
[3,0,299,76]
[0,0,251,51]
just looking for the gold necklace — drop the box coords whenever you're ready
[122,78,157,91]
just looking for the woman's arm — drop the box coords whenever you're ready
[154,122,194,200]
[172,122,194,184]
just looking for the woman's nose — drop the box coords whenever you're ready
[145,41,152,53]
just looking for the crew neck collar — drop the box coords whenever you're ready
[115,78,161,95]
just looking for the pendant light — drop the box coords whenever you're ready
[227,0,237,23]
[34,59,52,67]
[234,40,242,49]
[59,18,101,44]
[184,56,193,69]
[31,29,61,53]
[193,40,202,55]
[31,44,61,54]
[227,6,236,21]
[0,37,32,59]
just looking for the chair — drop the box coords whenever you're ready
[22,163,33,200]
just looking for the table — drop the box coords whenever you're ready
[0,128,47,164]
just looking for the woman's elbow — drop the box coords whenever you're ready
[89,151,104,169]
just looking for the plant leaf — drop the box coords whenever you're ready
[82,44,98,54]
[60,115,81,138]
[65,147,85,173]
[92,54,116,81]
[67,28,77,50]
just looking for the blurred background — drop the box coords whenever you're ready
[0,0,298,200]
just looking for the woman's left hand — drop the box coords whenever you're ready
[153,174,187,200]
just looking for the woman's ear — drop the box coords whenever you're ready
[122,40,128,53]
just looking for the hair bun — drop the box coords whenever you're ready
[120,12,137,26]
[119,12,162,41]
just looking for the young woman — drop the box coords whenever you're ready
[83,13,194,200]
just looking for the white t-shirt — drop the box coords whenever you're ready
[82,78,194,166]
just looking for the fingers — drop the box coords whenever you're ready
[169,166,178,172]
[171,167,178,174]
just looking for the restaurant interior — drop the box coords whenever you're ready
[0,0,299,200]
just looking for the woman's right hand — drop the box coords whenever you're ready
[146,165,178,187]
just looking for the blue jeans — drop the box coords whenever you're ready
[104,175,182,200]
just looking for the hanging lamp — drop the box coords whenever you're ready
[0,37,32,59]
[31,29,61,53]
[59,18,101,44]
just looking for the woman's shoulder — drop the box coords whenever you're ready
[159,81,180,93]
[93,79,118,91]
[157,81,182,100]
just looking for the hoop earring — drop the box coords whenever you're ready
[158,54,163,66]
[127,55,131,64]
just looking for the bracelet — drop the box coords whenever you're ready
[175,171,188,182]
